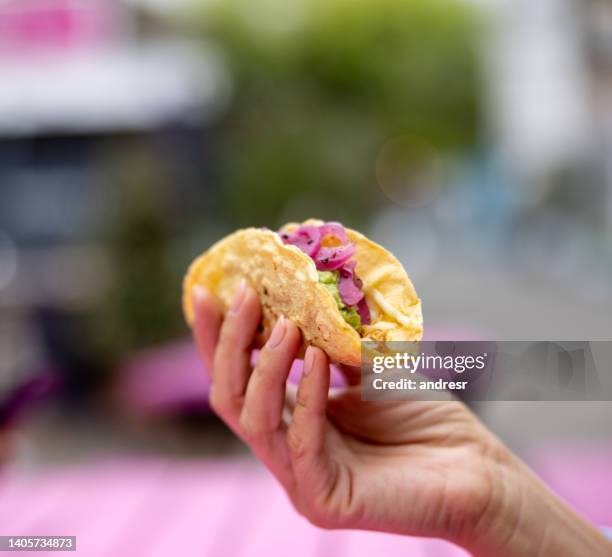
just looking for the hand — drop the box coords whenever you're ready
[191,282,612,556]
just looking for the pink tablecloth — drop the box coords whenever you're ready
[2,443,612,557]
[0,456,468,557]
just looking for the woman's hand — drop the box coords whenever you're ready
[191,282,612,557]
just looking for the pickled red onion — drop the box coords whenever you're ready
[278,221,370,327]
[315,243,355,270]
[319,221,348,244]
[338,261,364,306]
[357,297,371,325]
[281,225,321,257]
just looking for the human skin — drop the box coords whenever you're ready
[191,281,612,556]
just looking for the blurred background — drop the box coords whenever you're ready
[0,0,611,554]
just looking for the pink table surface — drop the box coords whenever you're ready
[1,445,610,557]
[0,456,468,557]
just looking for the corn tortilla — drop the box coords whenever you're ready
[183,219,422,366]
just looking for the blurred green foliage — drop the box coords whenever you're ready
[89,139,184,362]
[198,0,482,227]
[88,0,483,362]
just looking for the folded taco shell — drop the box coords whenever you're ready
[183,219,422,366]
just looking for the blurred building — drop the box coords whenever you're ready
[0,0,225,398]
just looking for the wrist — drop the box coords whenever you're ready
[458,446,612,557]
[459,449,543,556]
[447,440,529,556]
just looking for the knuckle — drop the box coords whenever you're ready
[238,410,269,444]
[212,351,227,378]
[250,361,271,387]
[307,514,335,530]
[218,318,241,347]
[295,387,310,412]
[287,426,309,461]
[208,386,225,415]
[208,384,219,407]
[295,501,336,530]
[209,385,237,419]
[238,411,256,440]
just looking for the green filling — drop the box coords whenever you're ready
[318,271,361,334]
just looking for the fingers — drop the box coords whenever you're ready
[240,317,302,491]
[210,280,261,424]
[242,317,301,437]
[192,285,223,373]
[288,346,333,495]
[193,285,336,506]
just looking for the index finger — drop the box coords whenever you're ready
[211,282,261,422]
[192,285,223,373]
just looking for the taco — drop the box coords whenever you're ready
[183,219,422,366]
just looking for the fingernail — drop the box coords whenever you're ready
[303,346,315,376]
[192,285,206,303]
[230,279,247,313]
[266,315,286,349]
